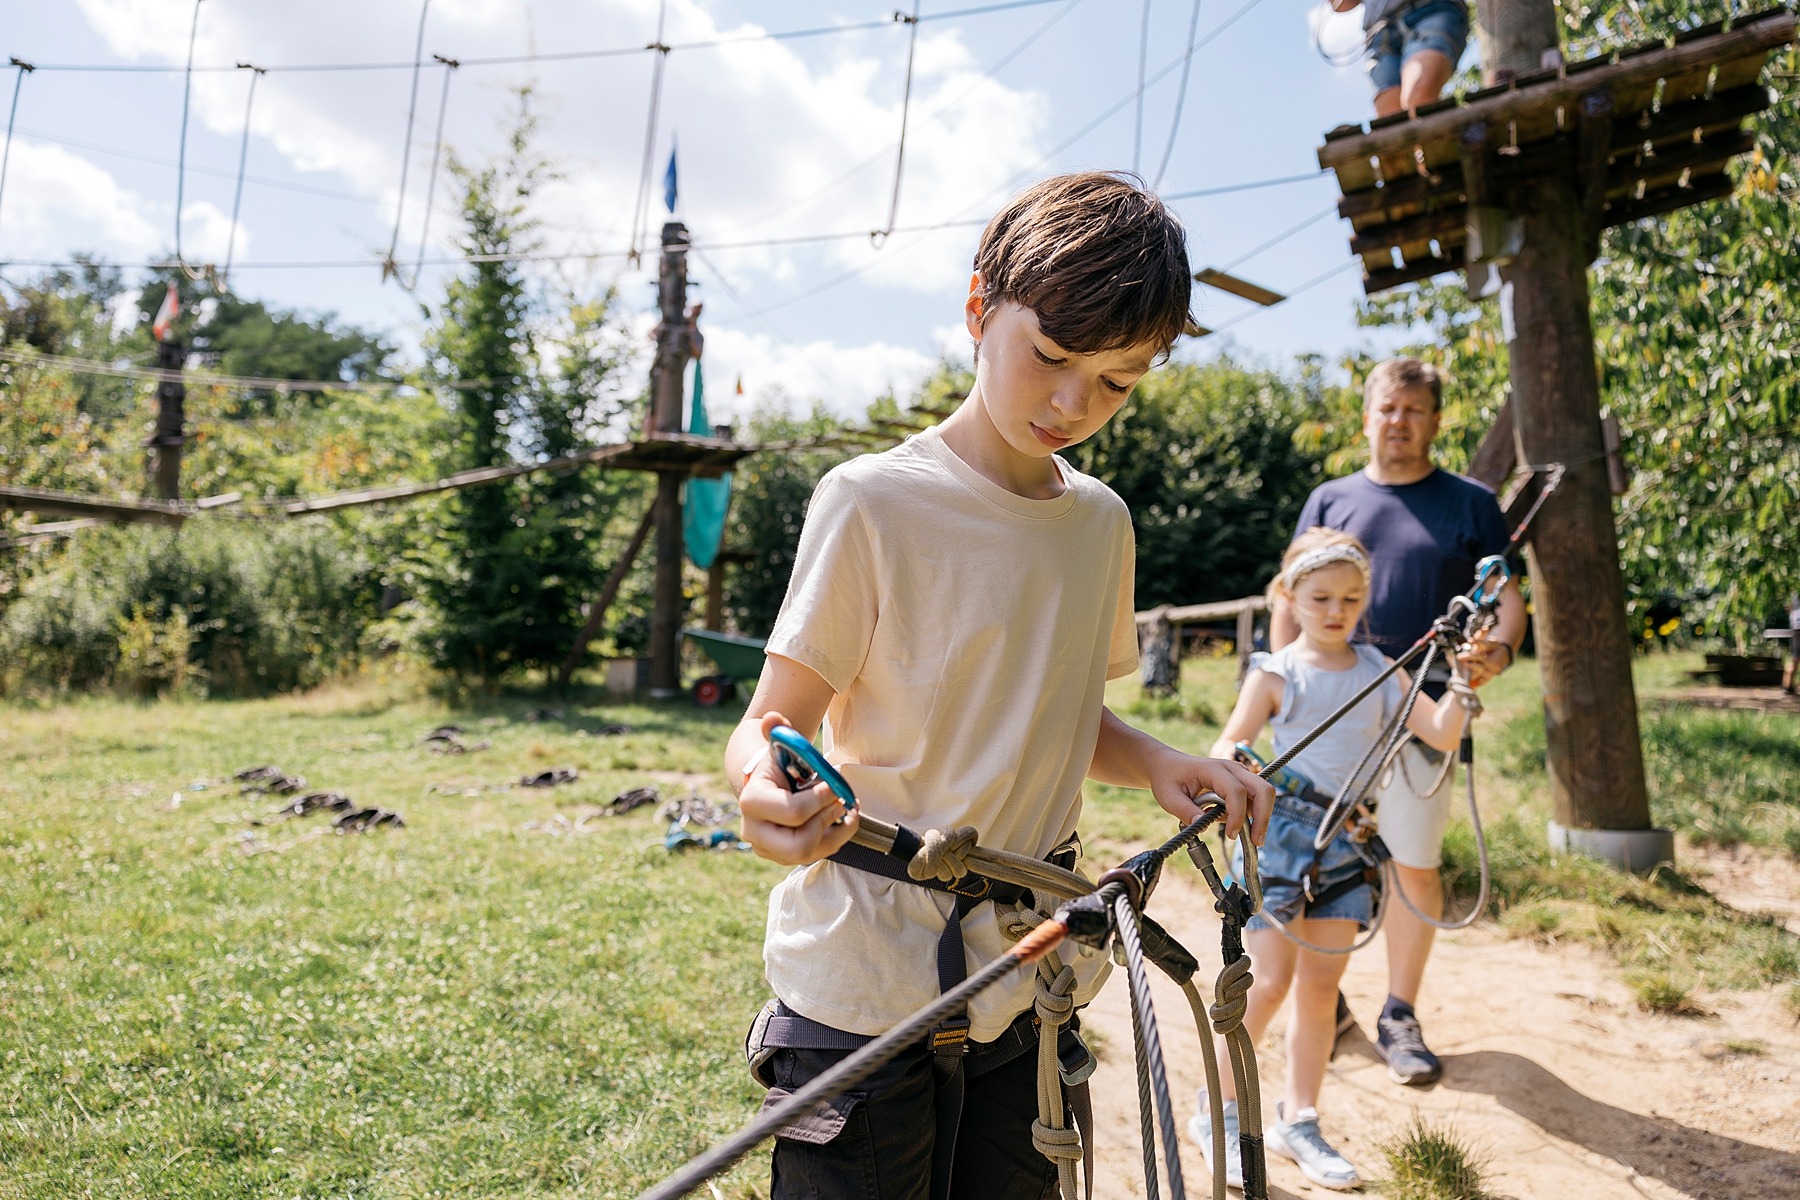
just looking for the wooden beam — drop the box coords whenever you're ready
[555,503,656,689]
[1364,246,1467,294]
[1194,269,1285,307]
[1133,595,1267,626]
[1466,396,1518,489]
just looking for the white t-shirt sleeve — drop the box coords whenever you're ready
[1106,521,1139,680]
[766,469,878,694]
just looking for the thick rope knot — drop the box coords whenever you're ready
[997,902,1046,943]
[1035,969,1077,1025]
[1208,956,1255,1036]
[908,825,979,884]
[1031,1119,1084,1163]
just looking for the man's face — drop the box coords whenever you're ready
[1363,381,1440,472]
[965,291,1159,460]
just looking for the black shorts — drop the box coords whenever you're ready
[761,1024,1057,1200]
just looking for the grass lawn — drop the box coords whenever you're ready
[2,651,1796,1196]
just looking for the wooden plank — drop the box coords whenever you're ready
[1602,170,1735,228]
[1134,595,1267,627]
[1466,396,1517,490]
[1709,46,1772,92]
[1606,128,1755,202]
[1194,269,1284,307]
[1350,207,1466,256]
[1316,10,1794,171]
[0,484,190,526]
[1364,245,1466,294]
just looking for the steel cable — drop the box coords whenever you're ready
[1117,893,1185,1198]
[381,0,433,283]
[220,64,264,290]
[174,0,208,282]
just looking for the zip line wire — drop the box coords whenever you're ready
[381,0,433,284]
[1151,0,1206,189]
[629,0,672,264]
[874,1,925,243]
[173,0,207,282]
[409,56,458,286]
[0,58,31,247]
[1133,0,1153,173]
[221,63,264,290]
[11,1,1071,76]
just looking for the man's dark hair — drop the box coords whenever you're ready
[1364,357,1444,412]
[973,171,1193,358]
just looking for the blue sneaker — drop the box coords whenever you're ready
[1376,1009,1443,1085]
[1268,1104,1361,1191]
[1186,1093,1243,1190]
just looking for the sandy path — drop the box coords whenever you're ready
[1078,859,1800,1199]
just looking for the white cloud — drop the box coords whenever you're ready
[704,326,938,422]
[0,141,161,257]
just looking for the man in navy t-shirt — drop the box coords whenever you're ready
[1271,357,1525,1087]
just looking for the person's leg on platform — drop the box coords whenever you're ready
[1398,47,1454,109]
[1367,22,1404,117]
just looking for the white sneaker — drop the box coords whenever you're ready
[1267,1104,1361,1191]
[1186,1093,1243,1190]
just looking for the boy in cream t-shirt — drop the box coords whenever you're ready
[724,171,1273,1198]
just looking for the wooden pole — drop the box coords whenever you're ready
[648,221,690,698]
[1476,0,1653,836]
[555,503,655,689]
[704,558,725,631]
[148,336,186,500]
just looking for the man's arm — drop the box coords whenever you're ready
[1089,708,1274,843]
[1459,578,1526,687]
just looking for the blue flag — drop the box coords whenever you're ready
[663,145,678,213]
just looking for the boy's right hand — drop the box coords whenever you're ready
[739,712,860,866]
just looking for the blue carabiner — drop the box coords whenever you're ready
[768,726,857,811]
[1468,554,1511,606]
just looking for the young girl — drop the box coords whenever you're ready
[1188,527,1469,1191]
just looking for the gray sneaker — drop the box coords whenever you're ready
[1268,1104,1361,1191]
[1186,1093,1243,1190]
[1376,1009,1443,1085]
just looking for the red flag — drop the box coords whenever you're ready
[151,282,180,342]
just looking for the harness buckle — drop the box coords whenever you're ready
[946,874,993,900]
[1057,1028,1096,1087]
[933,1016,971,1055]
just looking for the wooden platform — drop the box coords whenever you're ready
[1318,8,1796,294]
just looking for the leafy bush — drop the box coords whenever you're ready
[0,520,375,696]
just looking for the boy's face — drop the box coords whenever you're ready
[965,284,1161,459]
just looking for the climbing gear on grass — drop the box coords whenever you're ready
[235,765,307,795]
[520,767,578,788]
[332,806,405,833]
[606,785,660,815]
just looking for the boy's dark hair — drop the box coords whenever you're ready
[973,172,1193,358]
[1364,357,1444,412]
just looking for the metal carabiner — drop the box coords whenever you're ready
[768,725,858,811]
[1468,554,1511,607]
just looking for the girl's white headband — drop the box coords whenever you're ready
[1282,544,1370,591]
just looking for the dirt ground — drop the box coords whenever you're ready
[1079,845,1800,1199]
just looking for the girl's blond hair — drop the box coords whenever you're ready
[1266,527,1372,607]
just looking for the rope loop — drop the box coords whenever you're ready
[1034,968,1077,1025]
[908,824,979,884]
[1208,955,1254,1037]
[1030,1119,1083,1162]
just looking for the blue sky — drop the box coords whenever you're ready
[3,0,1432,419]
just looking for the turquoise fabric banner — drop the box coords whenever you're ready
[682,361,732,570]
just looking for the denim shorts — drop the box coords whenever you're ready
[1367,0,1470,93]
[1234,793,1376,931]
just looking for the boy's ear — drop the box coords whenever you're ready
[963,272,984,339]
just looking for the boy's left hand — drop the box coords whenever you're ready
[1147,749,1273,845]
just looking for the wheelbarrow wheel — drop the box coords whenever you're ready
[692,675,731,707]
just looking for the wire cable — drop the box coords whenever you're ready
[174,0,207,282]
[1151,0,1206,189]
[220,64,265,291]
[1217,203,1338,272]
[1202,258,1361,337]
[382,0,433,284]
[1134,0,1154,174]
[407,56,458,286]
[874,1,925,243]
[629,0,672,264]
[0,59,32,248]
